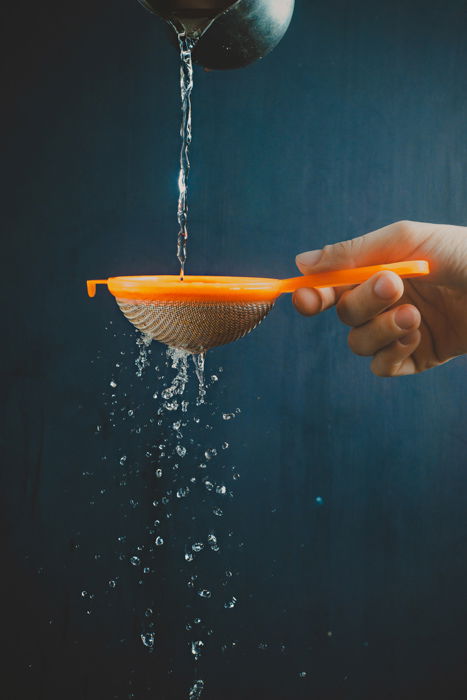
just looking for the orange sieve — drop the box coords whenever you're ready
[87,260,429,354]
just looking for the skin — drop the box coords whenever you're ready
[292,221,467,377]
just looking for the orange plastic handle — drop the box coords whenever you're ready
[277,260,430,293]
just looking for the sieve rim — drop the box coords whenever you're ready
[89,275,283,302]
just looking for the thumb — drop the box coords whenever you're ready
[295,222,418,275]
[295,221,467,290]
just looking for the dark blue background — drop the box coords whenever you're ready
[2,1,467,698]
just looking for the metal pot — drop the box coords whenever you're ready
[136,0,295,70]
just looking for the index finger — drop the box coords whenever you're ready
[336,271,404,327]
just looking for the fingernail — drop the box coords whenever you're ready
[395,307,416,330]
[374,273,397,300]
[296,249,322,269]
[400,331,418,346]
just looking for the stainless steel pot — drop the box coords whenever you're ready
[136,0,295,70]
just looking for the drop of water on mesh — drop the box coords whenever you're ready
[155,536,164,546]
[224,597,237,609]
[130,556,141,566]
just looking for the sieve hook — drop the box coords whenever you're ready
[87,280,109,298]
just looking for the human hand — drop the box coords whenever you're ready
[293,221,467,376]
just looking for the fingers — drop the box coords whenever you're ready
[293,270,404,322]
[370,330,422,376]
[348,304,421,356]
[292,286,337,316]
[336,271,404,326]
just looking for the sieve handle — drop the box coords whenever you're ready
[277,260,430,293]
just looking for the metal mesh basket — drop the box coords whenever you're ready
[116,298,274,354]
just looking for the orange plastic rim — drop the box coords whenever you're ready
[87,276,284,302]
[87,261,430,303]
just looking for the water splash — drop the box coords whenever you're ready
[192,353,206,404]
[189,680,205,700]
[163,348,191,399]
[135,333,152,377]
[177,34,197,279]
[94,336,243,693]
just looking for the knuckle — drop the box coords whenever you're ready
[322,239,358,268]
[392,220,420,247]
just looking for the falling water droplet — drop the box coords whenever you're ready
[191,640,204,660]
[140,633,155,650]
[189,680,205,700]
[198,589,211,599]
[224,597,237,609]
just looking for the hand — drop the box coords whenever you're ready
[293,221,467,376]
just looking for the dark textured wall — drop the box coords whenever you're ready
[1,1,467,699]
